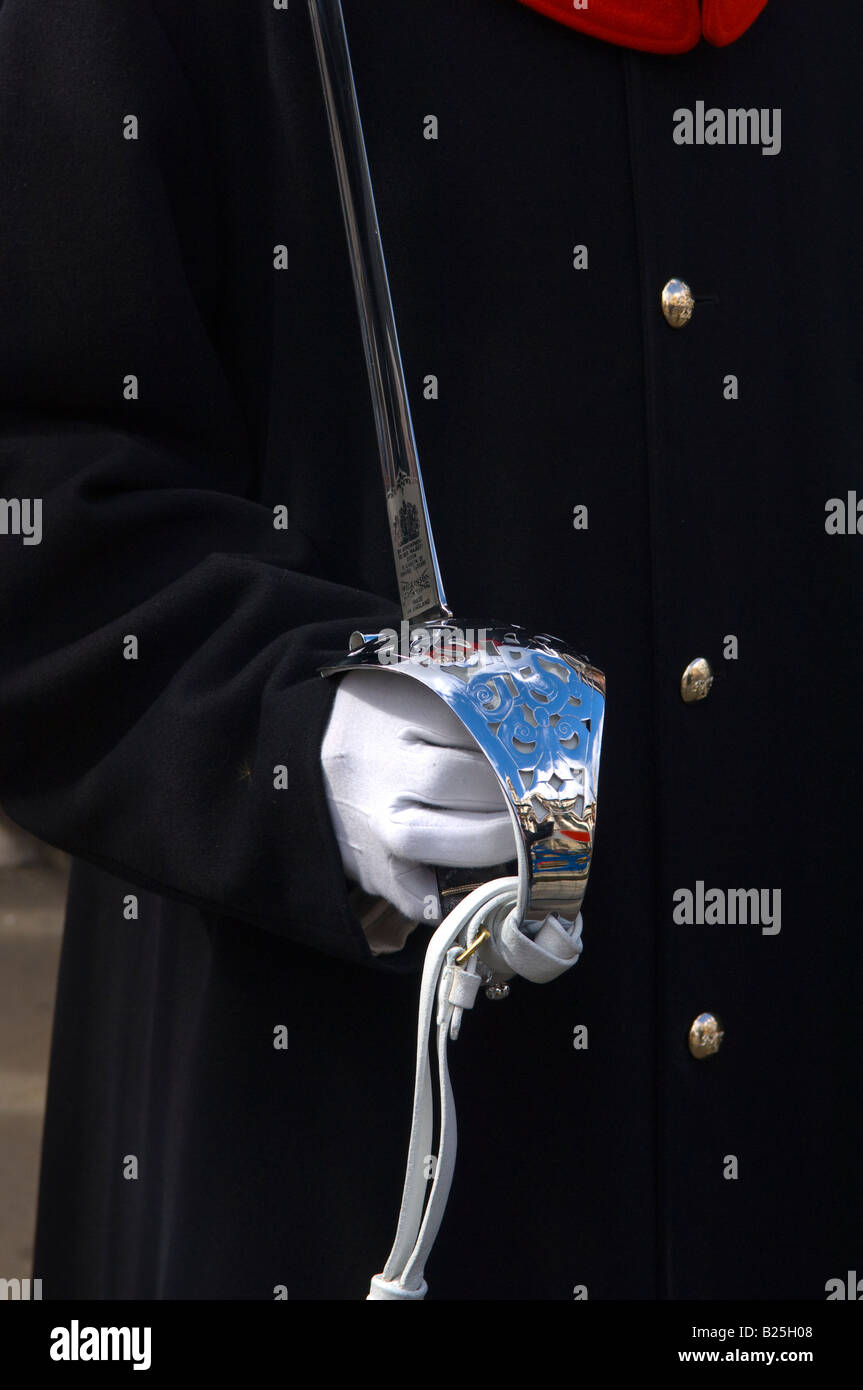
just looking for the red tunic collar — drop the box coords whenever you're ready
[514,1,768,54]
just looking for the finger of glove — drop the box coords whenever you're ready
[381,803,517,868]
[386,859,441,924]
[392,740,505,812]
[339,669,483,751]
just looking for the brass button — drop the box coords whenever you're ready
[689,1012,724,1060]
[680,656,713,704]
[661,277,694,327]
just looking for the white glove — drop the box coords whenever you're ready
[321,670,516,930]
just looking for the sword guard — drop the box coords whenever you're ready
[321,621,605,927]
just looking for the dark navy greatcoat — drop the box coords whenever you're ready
[0,0,859,1299]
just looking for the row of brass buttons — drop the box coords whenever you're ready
[664,280,722,1058]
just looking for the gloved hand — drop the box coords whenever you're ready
[321,670,516,927]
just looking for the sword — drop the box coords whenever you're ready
[307,0,449,626]
[310,0,605,932]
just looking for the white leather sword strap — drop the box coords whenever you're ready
[366,877,584,1300]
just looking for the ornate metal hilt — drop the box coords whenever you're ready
[323,622,605,925]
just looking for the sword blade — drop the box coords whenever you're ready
[308,0,451,624]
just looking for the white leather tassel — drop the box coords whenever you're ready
[365,874,584,1300]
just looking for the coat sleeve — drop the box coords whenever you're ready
[0,0,406,965]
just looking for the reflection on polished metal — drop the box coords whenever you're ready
[661,277,694,327]
[323,625,605,923]
[311,0,605,927]
[485,980,511,1002]
[689,1012,724,1059]
[681,656,714,703]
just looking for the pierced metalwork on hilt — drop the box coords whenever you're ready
[323,622,605,924]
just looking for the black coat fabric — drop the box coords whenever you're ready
[1,0,860,1299]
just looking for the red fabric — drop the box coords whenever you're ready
[514,0,768,54]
